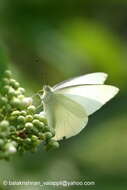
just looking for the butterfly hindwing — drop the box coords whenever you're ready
[43,94,88,140]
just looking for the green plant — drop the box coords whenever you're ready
[0,70,59,160]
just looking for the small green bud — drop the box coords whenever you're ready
[50,128,55,137]
[34,113,47,124]
[3,85,10,94]
[5,104,12,112]
[11,110,20,116]
[38,112,47,124]
[4,70,12,78]
[47,140,59,149]
[44,132,53,139]
[0,120,9,130]
[4,142,17,154]
[27,105,36,114]
[25,138,31,144]
[10,79,20,89]
[17,87,25,94]
[20,110,27,116]
[3,78,10,85]
[25,122,33,129]
[18,95,25,99]
[15,82,20,88]
[38,116,47,124]
[17,116,25,123]
[0,97,8,105]
[31,135,38,141]
[33,116,45,127]
[25,115,33,122]
[8,87,17,97]
[34,114,40,120]
[10,78,16,84]
[32,119,41,127]
[39,122,44,128]
[44,125,50,132]
[15,137,23,142]
[10,97,21,108]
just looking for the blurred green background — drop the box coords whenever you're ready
[0,1,127,190]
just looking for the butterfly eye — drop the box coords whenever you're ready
[43,85,52,92]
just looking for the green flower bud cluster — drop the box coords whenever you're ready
[0,70,59,160]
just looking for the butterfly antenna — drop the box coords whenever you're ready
[43,71,49,87]
[31,89,44,99]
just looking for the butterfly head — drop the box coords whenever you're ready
[40,85,53,103]
[43,85,53,92]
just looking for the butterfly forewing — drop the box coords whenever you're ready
[55,85,119,116]
[53,72,108,91]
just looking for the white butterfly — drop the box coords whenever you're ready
[41,72,119,141]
